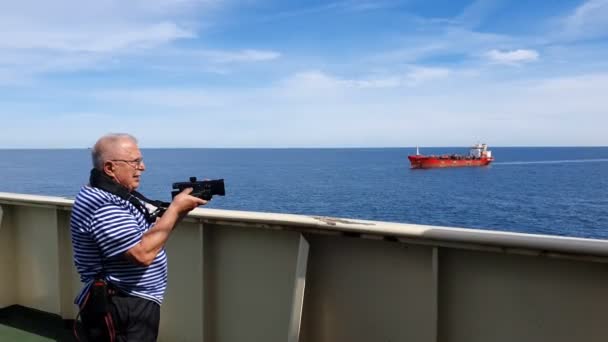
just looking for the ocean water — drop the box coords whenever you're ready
[0,147,607,239]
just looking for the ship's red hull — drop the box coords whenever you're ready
[408,155,493,169]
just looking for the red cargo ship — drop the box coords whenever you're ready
[408,143,494,169]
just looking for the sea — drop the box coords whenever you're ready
[0,147,607,240]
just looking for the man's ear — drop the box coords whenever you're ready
[103,161,115,177]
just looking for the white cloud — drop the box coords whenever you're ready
[95,88,227,108]
[485,49,539,65]
[279,67,450,94]
[264,0,401,21]
[0,51,113,85]
[374,27,515,64]
[0,22,195,53]
[281,71,343,90]
[0,1,207,53]
[0,0,282,80]
[0,1,207,82]
[349,77,402,89]
[456,0,508,29]
[198,49,281,63]
[404,66,451,85]
[83,22,195,53]
[563,0,608,40]
[2,71,607,147]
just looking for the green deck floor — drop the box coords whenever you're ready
[0,305,76,341]
[0,324,55,342]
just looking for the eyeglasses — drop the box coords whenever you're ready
[110,158,144,169]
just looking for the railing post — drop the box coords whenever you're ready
[0,204,17,308]
[287,235,310,342]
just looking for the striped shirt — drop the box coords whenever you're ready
[70,185,167,305]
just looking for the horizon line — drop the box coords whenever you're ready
[1,145,608,150]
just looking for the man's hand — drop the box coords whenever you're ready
[170,187,207,215]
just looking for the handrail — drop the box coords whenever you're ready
[1,191,607,260]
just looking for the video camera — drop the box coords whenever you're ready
[171,177,226,201]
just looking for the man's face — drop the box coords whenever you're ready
[104,140,145,191]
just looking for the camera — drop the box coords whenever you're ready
[171,177,225,201]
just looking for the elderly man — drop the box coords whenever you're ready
[71,133,205,341]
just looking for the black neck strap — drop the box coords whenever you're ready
[89,169,170,223]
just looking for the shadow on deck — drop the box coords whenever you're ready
[0,305,76,342]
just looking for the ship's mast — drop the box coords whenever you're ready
[416,146,420,155]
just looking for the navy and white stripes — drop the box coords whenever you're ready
[71,186,167,305]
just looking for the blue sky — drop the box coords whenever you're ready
[0,0,607,147]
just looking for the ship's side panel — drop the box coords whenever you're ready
[300,234,437,342]
[8,192,608,342]
[439,248,608,342]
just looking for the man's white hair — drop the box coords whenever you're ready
[91,133,138,170]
